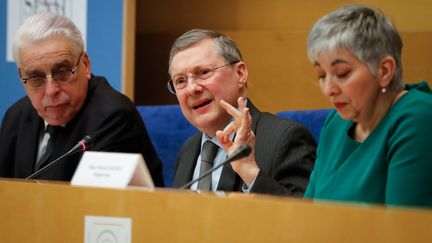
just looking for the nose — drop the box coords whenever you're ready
[321,77,340,97]
[44,77,61,96]
[185,76,203,95]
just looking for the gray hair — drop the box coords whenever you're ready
[307,4,404,91]
[13,11,84,65]
[168,29,243,75]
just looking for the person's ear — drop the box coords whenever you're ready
[82,52,92,80]
[377,56,396,88]
[18,68,23,79]
[235,62,248,88]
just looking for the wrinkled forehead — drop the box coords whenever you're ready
[18,40,79,74]
[170,39,223,75]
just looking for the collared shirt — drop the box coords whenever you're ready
[36,122,50,163]
[190,134,231,191]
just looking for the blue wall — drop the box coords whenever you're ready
[0,0,123,120]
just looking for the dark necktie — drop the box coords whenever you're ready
[35,125,60,171]
[197,141,219,191]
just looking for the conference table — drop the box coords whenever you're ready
[1,178,431,242]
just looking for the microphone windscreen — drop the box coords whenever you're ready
[81,135,94,150]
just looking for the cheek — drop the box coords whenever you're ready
[213,82,237,103]
[205,79,226,99]
[60,85,86,112]
[176,93,189,110]
[25,91,44,110]
[319,81,325,93]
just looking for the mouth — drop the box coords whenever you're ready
[334,102,346,109]
[192,99,212,110]
[46,103,67,110]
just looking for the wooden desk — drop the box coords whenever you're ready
[1,179,431,242]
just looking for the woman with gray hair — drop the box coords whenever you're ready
[304,4,432,207]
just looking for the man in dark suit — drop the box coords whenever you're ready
[0,12,163,186]
[168,29,316,196]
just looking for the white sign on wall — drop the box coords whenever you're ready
[6,0,87,62]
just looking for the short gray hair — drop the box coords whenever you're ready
[307,4,404,91]
[13,11,84,64]
[168,29,242,75]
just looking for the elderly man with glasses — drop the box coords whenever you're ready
[0,12,164,186]
[169,29,316,196]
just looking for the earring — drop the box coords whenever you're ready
[381,87,387,93]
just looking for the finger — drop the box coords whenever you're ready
[220,99,241,119]
[216,130,233,150]
[237,97,247,111]
[237,108,252,139]
[222,122,237,139]
[216,130,226,145]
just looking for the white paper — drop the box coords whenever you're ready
[71,151,154,189]
[85,215,131,243]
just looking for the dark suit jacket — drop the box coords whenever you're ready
[172,101,316,196]
[0,75,164,186]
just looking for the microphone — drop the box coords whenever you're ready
[180,144,252,190]
[26,135,93,179]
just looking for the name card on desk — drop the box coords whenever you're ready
[71,151,154,189]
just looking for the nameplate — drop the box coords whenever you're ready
[71,151,154,189]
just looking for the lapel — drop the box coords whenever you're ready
[247,100,260,134]
[174,134,202,187]
[16,111,43,177]
[216,99,261,191]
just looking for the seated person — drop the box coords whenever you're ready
[304,4,432,207]
[0,12,164,186]
[168,29,316,196]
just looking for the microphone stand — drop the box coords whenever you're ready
[26,135,93,180]
[26,149,83,180]
[181,144,251,190]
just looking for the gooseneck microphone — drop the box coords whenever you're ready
[180,144,252,190]
[26,135,93,179]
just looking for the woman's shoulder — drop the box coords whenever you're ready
[392,82,432,116]
[386,83,432,136]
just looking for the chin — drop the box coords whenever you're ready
[45,119,65,126]
[45,114,72,125]
[338,112,357,122]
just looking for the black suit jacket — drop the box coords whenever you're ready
[0,75,164,186]
[172,101,316,196]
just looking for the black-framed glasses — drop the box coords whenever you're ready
[167,61,238,94]
[21,52,83,88]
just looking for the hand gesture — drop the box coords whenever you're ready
[216,97,260,186]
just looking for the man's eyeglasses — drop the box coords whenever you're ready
[167,61,238,94]
[21,52,83,88]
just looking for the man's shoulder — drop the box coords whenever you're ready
[177,133,202,159]
[256,111,301,130]
[248,99,301,129]
[86,75,136,112]
[4,96,34,118]
[254,109,316,144]
[179,133,201,151]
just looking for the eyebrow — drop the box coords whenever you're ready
[51,59,74,69]
[314,59,349,67]
[171,64,208,77]
[21,58,74,75]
